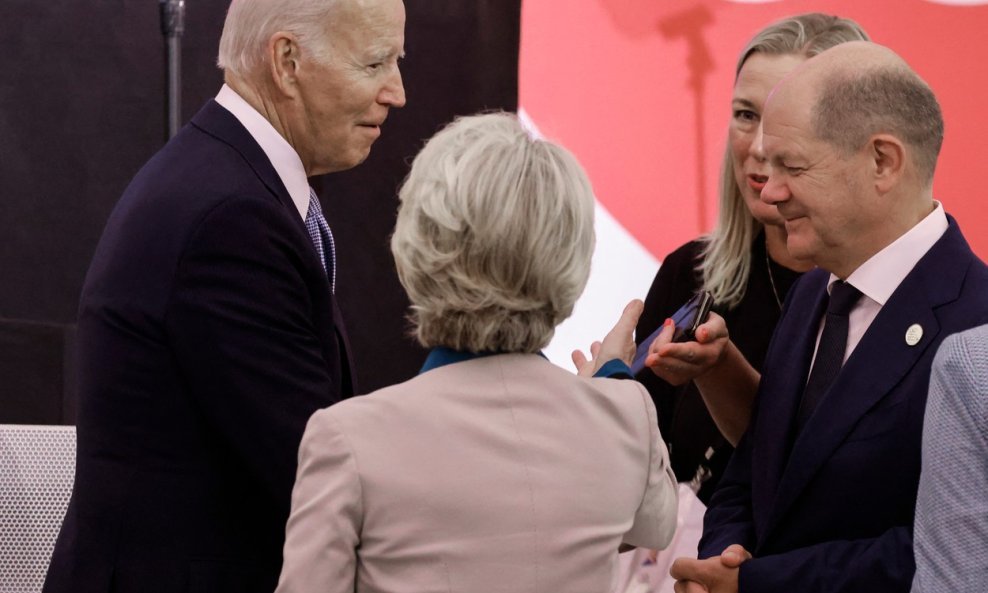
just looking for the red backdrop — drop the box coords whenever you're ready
[521,0,988,262]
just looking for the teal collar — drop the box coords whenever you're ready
[419,347,547,374]
[418,347,630,379]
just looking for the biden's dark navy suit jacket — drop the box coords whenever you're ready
[699,218,988,592]
[44,100,355,593]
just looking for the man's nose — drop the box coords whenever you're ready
[760,172,789,205]
[381,67,406,108]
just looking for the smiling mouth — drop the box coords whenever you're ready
[358,123,382,138]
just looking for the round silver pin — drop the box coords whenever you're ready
[905,324,923,346]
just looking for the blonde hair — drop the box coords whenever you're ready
[700,13,869,308]
[391,112,596,353]
[216,0,340,78]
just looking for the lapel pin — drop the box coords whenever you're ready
[905,324,923,346]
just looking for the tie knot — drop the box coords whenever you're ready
[828,281,862,316]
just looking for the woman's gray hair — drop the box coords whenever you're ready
[700,13,869,309]
[391,112,596,353]
[217,0,340,78]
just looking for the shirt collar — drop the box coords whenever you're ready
[214,84,310,220]
[419,347,549,374]
[830,201,948,304]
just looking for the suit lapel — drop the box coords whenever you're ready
[332,299,357,397]
[190,99,358,397]
[760,220,971,542]
[190,100,304,233]
[751,269,827,541]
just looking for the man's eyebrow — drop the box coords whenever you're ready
[732,98,757,109]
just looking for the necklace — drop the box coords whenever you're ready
[765,239,783,311]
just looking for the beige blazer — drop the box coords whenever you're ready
[276,353,678,593]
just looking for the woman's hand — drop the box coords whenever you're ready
[572,299,643,377]
[646,312,759,445]
[644,312,729,385]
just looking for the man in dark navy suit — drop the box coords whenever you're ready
[43,1,405,591]
[668,42,988,592]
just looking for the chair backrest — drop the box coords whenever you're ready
[0,424,76,593]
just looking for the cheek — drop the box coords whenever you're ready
[729,128,753,164]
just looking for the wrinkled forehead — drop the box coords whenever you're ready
[333,0,405,29]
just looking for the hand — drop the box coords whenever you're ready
[718,544,752,568]
[673,580,708,593]
[572,299,643,378]
[670,546,750,593]
[644,312,729,385]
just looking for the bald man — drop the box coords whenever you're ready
[671,42,988,593]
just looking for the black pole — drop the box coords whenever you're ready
[160,0,185,141]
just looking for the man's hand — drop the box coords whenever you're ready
[670,545,751,593]
[572,299,643,377]
[718,544,752,568]
[645,312,729,385]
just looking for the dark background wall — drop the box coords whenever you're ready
[0,0,521,423]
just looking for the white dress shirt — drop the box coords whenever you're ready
[817,201,948,363]
[215,84,311,220]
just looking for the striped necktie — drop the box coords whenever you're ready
[304,187,336,292]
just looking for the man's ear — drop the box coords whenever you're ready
[268,32,301,97]
[870,134,906,194]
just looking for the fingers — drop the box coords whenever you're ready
[614,299,644,337]
[719,544,752,568]
[673,581,707,593]
[645,318,675,364]
[571,349,592,377]
[589,341,602,358]
[695,312,728,344]
[669,557,700,582]
[674,582,707,593]
[571,349,588,368]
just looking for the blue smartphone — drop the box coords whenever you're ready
[630,290,713,374]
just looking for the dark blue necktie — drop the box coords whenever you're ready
[797,280,862,429]
[304,187,336,293]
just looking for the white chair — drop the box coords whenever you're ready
[0,425,76,593]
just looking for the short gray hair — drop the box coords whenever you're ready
[813,67,944,185]
[391,112,596,353]
[217,0,340,78]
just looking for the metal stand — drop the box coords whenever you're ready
[160,0,186,141]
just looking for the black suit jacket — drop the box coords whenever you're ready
[44,100,355,593]
[698,217,988,592]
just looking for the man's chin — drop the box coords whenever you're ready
[785,236,816,262]
[316,149,373,175]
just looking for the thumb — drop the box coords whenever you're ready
[614,299,644,338]
[719,544,752,568]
